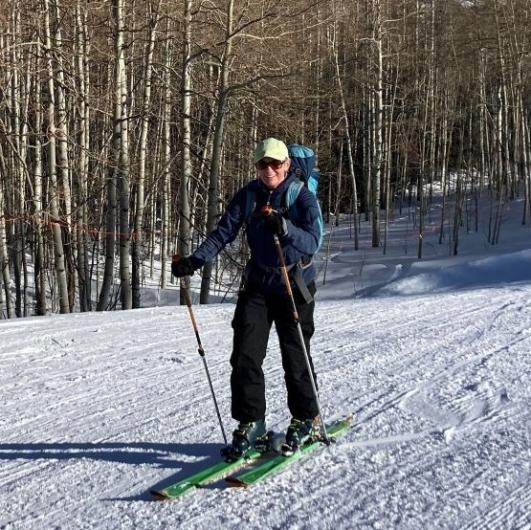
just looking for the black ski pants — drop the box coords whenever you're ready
[230,281,318,423]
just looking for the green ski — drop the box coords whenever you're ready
[151,448,265,500]
[226,416,352,487]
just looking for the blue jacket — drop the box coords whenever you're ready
[190,174,321,294]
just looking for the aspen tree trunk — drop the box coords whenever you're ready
[96,56,117,311]
[478,49,487,193]
[452,121,467,255]
[43,0,70,314]
[512,39,530,224]
[500,70,512,201]
[195,94,216,191]
[330,19,358,250]
[518,1,531,222]
[491,84,505,245]
[335,141,344,227]
[0,148,15,318]
[466,113,474,234]
[428,0,441,207]
[8,10,24,316]
[21,51,33,316]
[418,0,436,259]
[75,0,91,311]
[149,105,165,285]
[452,175,464,256]
[160,41,172,290]
[510,69,520,201]
[133,2,158,305]
[51,0,75,310]
[114,0,132,309]
[508,0,530,224]
[322,140,344,286]
[362,87,371,221]
[199,0,235,304]
[1,22,13,314]
[417,166,425,260]
[371,0,383,248]
[438,86,450,245]
[494,0,512,200]
[97,36,121,309]
[179,0,193,305]
[520,88,530,224]
[32,66,47,315]
[327,171,332,225]
[0,28,6,318]
[383,63,398,256]
[314,8,322,156]
[149,186,156,278]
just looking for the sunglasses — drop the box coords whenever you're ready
[255,159,285,170]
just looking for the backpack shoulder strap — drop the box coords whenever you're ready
[285,180,304,210]
[286,178,324,253]
[246,180,303,223]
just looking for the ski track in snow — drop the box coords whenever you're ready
[1,284,531,529]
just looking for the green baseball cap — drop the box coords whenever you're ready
[253,137,289,163]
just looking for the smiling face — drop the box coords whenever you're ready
[256,157,291,190]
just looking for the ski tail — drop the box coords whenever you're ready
[151,447,263,500]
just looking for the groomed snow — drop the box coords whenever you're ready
[1,197,530,529]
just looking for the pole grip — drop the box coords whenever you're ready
[181,279,205,356]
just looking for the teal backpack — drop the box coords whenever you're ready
[285,144,324,252]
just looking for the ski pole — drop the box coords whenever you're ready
[271,233,331,444]
[180,278,228,446]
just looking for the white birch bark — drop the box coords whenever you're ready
[75,0,91,311]
[50,0,75,309]
[179,0,193,304]
[32,58,47,315]
[114,0,132,309]
[0,146,15,318]
[160,36,172,290]
[133,1,158,305]
[371,0,383,249]
[199,0,235,304]
[329,18,359,250]
[43,0,70,314]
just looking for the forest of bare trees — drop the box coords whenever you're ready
[0,0,529,318]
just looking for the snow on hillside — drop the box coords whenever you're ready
[373,248,531,296]
[1,196,530,529]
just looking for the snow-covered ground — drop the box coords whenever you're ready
[1,195,530,529]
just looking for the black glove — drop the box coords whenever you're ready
[171,256,196,277]
[262,208,287,236]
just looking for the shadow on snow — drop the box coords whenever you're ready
[0,441,226,501]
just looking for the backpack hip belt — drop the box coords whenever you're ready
[251,258,314,304]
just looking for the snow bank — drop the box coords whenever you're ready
[373,249,531,297]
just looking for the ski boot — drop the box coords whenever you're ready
[221,419,267,462]
[281,417,318,456]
